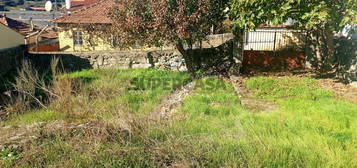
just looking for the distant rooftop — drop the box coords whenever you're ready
[53,0,114,24]
[0,14,57,39]
[0,13,37,36]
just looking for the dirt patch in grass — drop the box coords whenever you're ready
[229,75,278,113]
[318,79,357,103]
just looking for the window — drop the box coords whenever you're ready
[73,31,83,46]
[112,35,118,47]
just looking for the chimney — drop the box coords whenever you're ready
[29,17,34,31]
[65,0,71,9]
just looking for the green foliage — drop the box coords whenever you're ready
[0,147,19,167]
[229,0,357,32]
[229,0,293,32]
[108,0,230,77]
[3,110,65,126]
[295,0,357,31]
[229,0,357,72]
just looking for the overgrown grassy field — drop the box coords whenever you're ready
[1,69,356,168]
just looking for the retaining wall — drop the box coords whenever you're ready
[27,39,238,74]
[0,46,25,76]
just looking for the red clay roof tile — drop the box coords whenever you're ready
[53,0,115,24]
[0,14,38,36]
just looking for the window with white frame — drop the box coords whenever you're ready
[73,31,83,47]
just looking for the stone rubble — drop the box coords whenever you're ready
[151,81,196,120]
[229,75,278,113]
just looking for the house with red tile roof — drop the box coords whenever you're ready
[69,0,101,10]
[53,0,117,51]
[0,14,58,50]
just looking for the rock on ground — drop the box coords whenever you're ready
[151,81,196,120]
[229,75,278,113]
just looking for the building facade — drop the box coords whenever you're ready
[53,0,117,52]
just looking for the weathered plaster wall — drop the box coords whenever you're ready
[58,29,117,52]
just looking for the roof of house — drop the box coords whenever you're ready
[71,0,101,8]
[0,14,58,39]
[0,14,37,36]
[60,0,100,11]
[53,0,115,24]
[41,29,59,39]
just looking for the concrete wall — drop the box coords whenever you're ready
[0,24,24,50]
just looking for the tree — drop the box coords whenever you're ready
[108,0,229,78]
[291,0,357,72]
[229,0,357,72]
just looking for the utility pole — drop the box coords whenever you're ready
[54,0,58,11]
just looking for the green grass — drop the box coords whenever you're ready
[2,70,356,168]
[3,110,66,126]
[1,68,190,124]
[149,76,357,167]
[64,68,190,116]
[239,76,357,167]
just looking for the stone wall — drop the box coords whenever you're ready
[0,46,25,77]
[27,39,238,75]
[27,49,187,72]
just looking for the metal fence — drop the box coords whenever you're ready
[243,29,307,51]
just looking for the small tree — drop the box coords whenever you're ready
[108,0,229,78]
[229,0,357,72]
[292,0,357,72]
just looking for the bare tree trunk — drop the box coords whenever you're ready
[229,30,244,75]
[176,43,197,78]
[309,24,335,74]
[322,28,335,71]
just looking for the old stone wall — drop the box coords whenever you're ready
[0,46,25,77]
[27,49,187,72]
[27,39,238,75]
